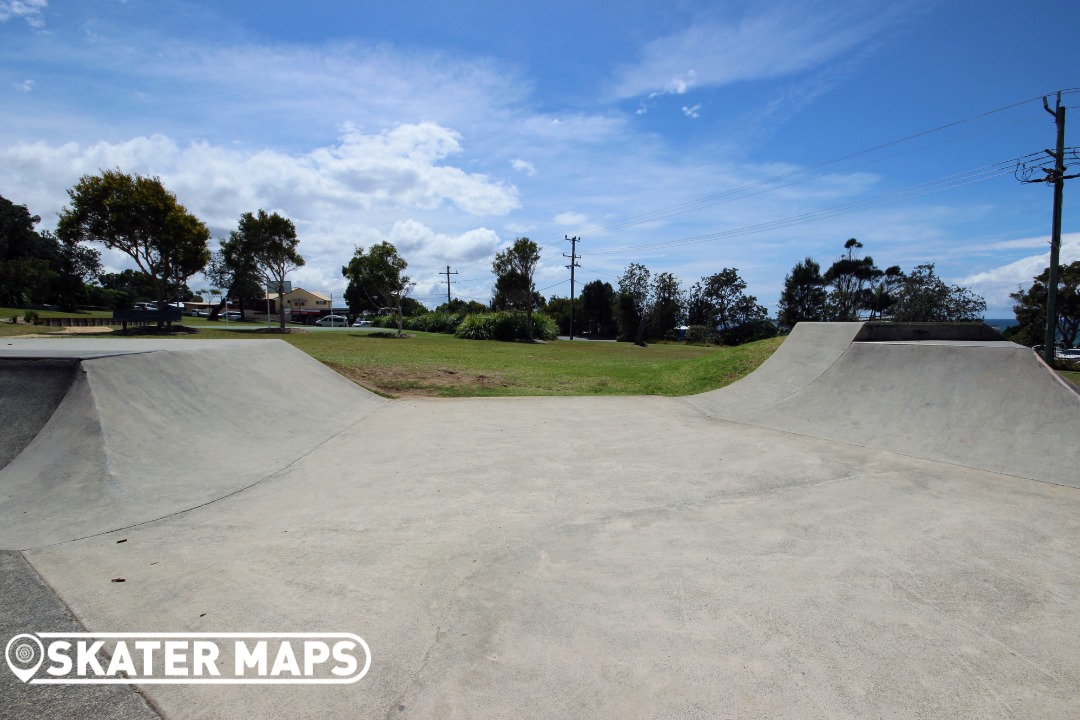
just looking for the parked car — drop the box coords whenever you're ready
[191,309,210,317]
[315,315,349,327]
[220,311,243,321]
[352,319,373,327]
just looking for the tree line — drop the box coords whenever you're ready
[9,169,1074,348]
[1,170,304,329]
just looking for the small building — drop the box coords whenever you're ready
[261,288,333,324]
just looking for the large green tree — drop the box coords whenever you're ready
[648,271,685,341]
[823,239,880,321]
[1,194,100,310]
[1008,261,1080,349]
[891,263,986,323]
[616,263,651,346]
[205,229,265,321]
[580,280,616,338]
[237,210,304,330]
[492,238,541,341]
[776,257,827,331]
[545,295,584,336]
[56,170,209,320]
[342,241,413,336]
[687,268,772,345]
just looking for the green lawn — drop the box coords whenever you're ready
[0,307,111,320]
[0,312,782,397]
[187,328,784,397]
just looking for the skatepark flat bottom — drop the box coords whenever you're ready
[1,326,1078,719]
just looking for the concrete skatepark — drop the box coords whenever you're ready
[1,323,1078,718]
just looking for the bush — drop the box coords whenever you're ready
[454,311,558,341]
[374,315,398,329]
[455,312,498,340]
[23,309,39,324]
[686,325,717,345]
[404,312,461,334]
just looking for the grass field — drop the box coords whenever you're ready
[4,307,1076,397]
[0,311,782,397]
[188,328,783,397]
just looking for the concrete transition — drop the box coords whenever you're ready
[0,325,1078,719]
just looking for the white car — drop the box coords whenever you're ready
[352,319,373,327]
[315,315,349,327]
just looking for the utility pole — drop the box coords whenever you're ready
[563,236,581,340]
[1023,91,1078,366]
[439,265,458,308]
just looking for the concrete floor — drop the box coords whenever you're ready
[1,327,1078,719]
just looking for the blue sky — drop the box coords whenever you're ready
[1,0,1078,315]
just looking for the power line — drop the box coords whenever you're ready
[583,152,1041,258]
[538,92,1066,248]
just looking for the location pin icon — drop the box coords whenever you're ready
[5,634,44,683]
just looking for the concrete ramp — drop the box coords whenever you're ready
[685,324,1080,486]
[0,358,79,471]
[683,322,864,415]
[0,340,386,549]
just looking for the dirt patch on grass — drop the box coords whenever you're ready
[15,326,117,338]
[325,362,510,397]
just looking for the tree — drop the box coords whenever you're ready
[648,271,685,341]
[545,295,584,335]
[823,239,880,321]
[0,194,100,310]
[776,257,827,331]
[342,242,413,336]
[687,268,772,345]
[1008,261,1080,349]
[616,263,651,346]
[891,263,986,323]
[866,265,904,321]
[205,230,265,321]
[56,170,209,322]
[436,298,488,315]
[238,210,303,331]
[492,238,541,341]
[580,280,616,337]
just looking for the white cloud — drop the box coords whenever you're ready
[554,211,587,227]
[0,0,46,27]
[611,1,913,99]
[682,104,701,119]
[957,233,1080,313]
[0,123,518,300]
[511,158,536,176]
[385,219,501,265]
[13,79,34,93]
[0,122,518,227]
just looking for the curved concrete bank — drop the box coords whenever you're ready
[1,329,1079,719]
[0,357,78,472]
[0,340,385,548]
[684,324,1080,486]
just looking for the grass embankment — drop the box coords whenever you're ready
[0,309,782,397]
[190,329,783,397]
[307,332,783,397]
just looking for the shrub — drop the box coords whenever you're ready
[23,309,39,324]
[686,325,718,345]
[455,311,558,341]
[455,312,498,340]
[374,315,398,329]
[404,312,461,334]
